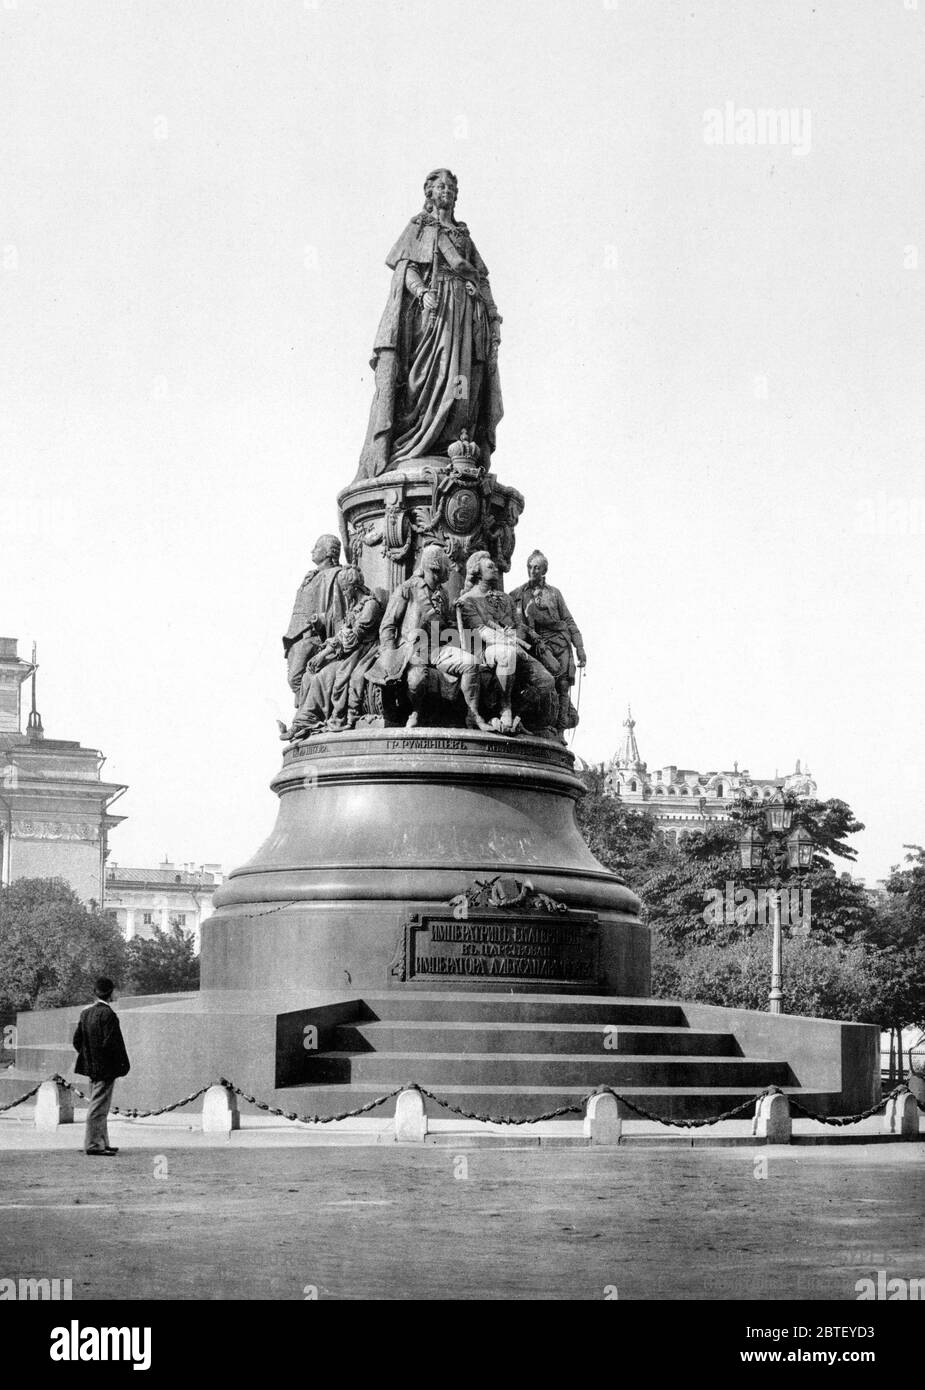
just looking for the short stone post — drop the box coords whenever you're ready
[883,1089,919,1137]
[584,1091,622,1145]
[201,1084,240,1134]
[394,1087,427,1142]
[35,1079,74,1130]
[752,1091,791,1143]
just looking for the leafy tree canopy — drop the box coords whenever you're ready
[653,934,925,1031]
[637,793,875,949]
[0,877,127,1014]
[125,919,200,996]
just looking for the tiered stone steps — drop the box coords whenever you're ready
[279,992,806,1122]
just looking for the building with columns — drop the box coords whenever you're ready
[104,860,223,951]
[0,638,126,903]
[605,707,817,843]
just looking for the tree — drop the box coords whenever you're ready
[125,919,199,996]
[0,877,127,1014]
[862,846,925,951]
[858,848,925,1077]
[575,764,671,888]
[653,932,925,1036]
[640,794,875,950]
[580,778,925,1047]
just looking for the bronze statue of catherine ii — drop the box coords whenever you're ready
[355,169,503,480]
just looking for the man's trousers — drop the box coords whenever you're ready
[84,1078,116,1153]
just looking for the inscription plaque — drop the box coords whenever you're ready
[394,911,601,985]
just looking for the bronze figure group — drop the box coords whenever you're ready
[278,170,586,745]
[279,535,585,744]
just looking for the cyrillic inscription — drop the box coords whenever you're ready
[406,914,600,983]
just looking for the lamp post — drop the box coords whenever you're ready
[737,793,815,1015]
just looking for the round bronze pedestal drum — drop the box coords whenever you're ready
[204,728,648,996]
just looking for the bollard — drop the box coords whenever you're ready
[584,1091,622,1145]
[752,1091,791,1143]
[201,1084,240,1134]
[884,1090,919,1137]
[35,1079,74,1131]
[394,1087,427,1142]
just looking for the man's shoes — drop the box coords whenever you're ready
[85,1148,119,1156]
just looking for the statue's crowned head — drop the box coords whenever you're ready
[423,168,458,214]
[312,534,341,566]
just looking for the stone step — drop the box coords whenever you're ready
[333,1021,740,1057]
[298,1051,794,1089]
[357,992,688,1027]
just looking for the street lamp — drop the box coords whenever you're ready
[737,800,814,1016]
[786,823,814,870]
[737,824,765,871]
[765,790,793,834]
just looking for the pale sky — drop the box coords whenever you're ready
[2,0,922,887]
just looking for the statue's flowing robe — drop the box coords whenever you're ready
[282,565,350,700]
[355,215,503,480]
[292,592,384,733]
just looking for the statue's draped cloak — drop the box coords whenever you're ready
[355,215,503,480]
[510,582,585,685]
[283,566,348,650]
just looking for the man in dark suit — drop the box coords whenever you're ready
[72,977,131,1157]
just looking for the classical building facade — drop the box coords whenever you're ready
[0,638,126,903]
[605,708,817,842]
[105,861,224,951]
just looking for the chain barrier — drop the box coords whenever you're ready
[413,1084,584,1125]
[787,1085,918,1127]
[111,1087,211,1119]
[0,1074,920,1130]
[219,1078,404,1124]
[50,1075,211,1119]
[0,1081,44,1114]
[591,1086,775,1130]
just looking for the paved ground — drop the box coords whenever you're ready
[0,1112,922,1300]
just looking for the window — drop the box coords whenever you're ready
[716,784,723,797]
[142,912,154,926]
[174,913,187,927]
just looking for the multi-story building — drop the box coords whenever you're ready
[105,861,223,951]
[0,638,126,903]
[605,708,817,843]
